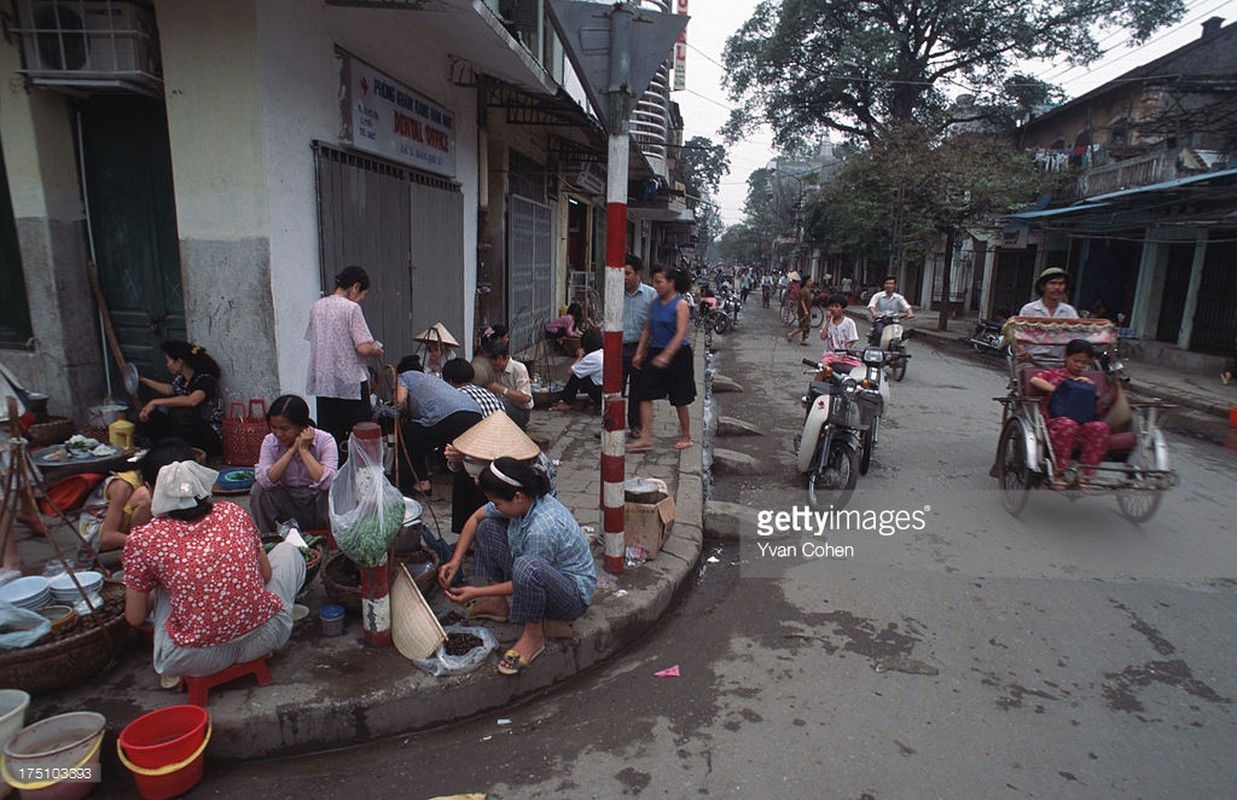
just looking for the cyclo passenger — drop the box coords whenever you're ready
[1028,339,1112,490]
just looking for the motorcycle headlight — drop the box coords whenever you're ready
[863,348,884,363]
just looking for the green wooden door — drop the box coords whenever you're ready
[80,94,185,380]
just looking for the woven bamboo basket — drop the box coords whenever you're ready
[323,550,437,610]
[0,582,132,694]
[26,417,74,447]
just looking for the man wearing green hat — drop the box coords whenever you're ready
[1020,267,1078,319]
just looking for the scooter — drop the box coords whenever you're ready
[968,317,1006,354]
[869,313,913,382]
[795,348,900,509]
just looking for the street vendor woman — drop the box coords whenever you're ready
[250,394,337,533]
[437,457,594,676]
[137,340,225,457]
[123,439,305,686]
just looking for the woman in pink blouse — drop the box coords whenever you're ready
[250,395,337,533]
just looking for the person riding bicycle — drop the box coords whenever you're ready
[760,274,773,307]
[867,276,915,346]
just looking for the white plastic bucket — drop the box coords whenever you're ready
[0,690,31,799]
[1,711,104,800]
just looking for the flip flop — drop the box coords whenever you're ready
[673,439,694,450]
[627,442,653,452]
[497,646,545,676]
[466,600,509,623]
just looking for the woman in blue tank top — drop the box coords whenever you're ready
[628,267,696,451]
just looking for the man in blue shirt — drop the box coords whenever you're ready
[622,253,656,436]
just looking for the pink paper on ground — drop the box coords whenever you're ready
[654,665,681,678]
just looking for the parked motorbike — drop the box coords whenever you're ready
[795,348,901,509]
[869,313,913,381]
[968,317,1006,354]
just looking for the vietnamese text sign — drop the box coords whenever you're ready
[344,56,456,177]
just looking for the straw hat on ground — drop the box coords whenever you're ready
[452,410,539,461]
[413,322,460,348]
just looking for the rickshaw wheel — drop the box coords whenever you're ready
[1117,442,1162,522]
[996,417,1031,515]
[1117,491,1160,523]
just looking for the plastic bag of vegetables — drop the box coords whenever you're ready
[327,430,404,566]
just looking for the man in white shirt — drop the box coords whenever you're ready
[1019,267,1079,319]
[622,254,657,435]
[1017,267,1080,361]
[867,276,915,346]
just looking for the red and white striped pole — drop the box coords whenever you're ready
[600,129,630,575]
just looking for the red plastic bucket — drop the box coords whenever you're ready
[117,705,210,800]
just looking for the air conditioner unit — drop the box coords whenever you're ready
[17,0,162,94]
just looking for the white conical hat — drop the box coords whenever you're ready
[451,410,540,461]
[412,322,460,348]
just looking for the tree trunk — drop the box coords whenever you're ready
[938,228,954,331]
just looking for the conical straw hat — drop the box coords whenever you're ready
[391,564,446,660]
[412,322,460,348]
[452,410,540,461]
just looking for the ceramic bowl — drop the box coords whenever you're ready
[0,576,50,607]
[38,604,77,633]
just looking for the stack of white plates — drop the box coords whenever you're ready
[49,571,103,605]
[0,576,51,610]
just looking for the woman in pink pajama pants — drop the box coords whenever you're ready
[1029,339,1110,488]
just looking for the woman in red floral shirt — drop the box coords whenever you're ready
[123,440,305,685]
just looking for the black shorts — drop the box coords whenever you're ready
[636,346,696,407]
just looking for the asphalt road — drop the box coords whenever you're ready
[165,301,1236,799]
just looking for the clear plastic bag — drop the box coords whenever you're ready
[328,432,404,566]
[0,603,52,652]
[412,623,499,677]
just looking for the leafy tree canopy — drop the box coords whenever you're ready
[722,0,1185,148]
[675,136,731,198]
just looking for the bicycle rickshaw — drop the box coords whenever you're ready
[993,317,1176,521]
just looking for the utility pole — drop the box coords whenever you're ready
[547,1,687,575]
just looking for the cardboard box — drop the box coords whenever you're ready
[624,491,676,558]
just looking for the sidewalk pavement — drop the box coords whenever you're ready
[15,347,707,760]
[851,309,1237,434]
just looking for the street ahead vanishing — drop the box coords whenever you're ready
[158,301,1236,799]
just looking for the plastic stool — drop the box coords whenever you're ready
[181,657,270,707]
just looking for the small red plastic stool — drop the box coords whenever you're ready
[181,657,270,707]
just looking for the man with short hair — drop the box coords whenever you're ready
[484,343,534,429]
[622,253,656,437]
[1019,267,1078,319]
[867,275,915,346]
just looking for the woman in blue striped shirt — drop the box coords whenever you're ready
[438,457,595,675]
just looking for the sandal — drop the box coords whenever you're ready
[466,600,509,623]
[549,401,572,412]
[497,646,545,676]
[673,439,694,450]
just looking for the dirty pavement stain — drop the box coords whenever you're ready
[1102,659,1232,714]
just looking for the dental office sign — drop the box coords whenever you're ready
[343,55,455,177]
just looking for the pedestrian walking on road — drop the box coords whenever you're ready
[786,277,816,346]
